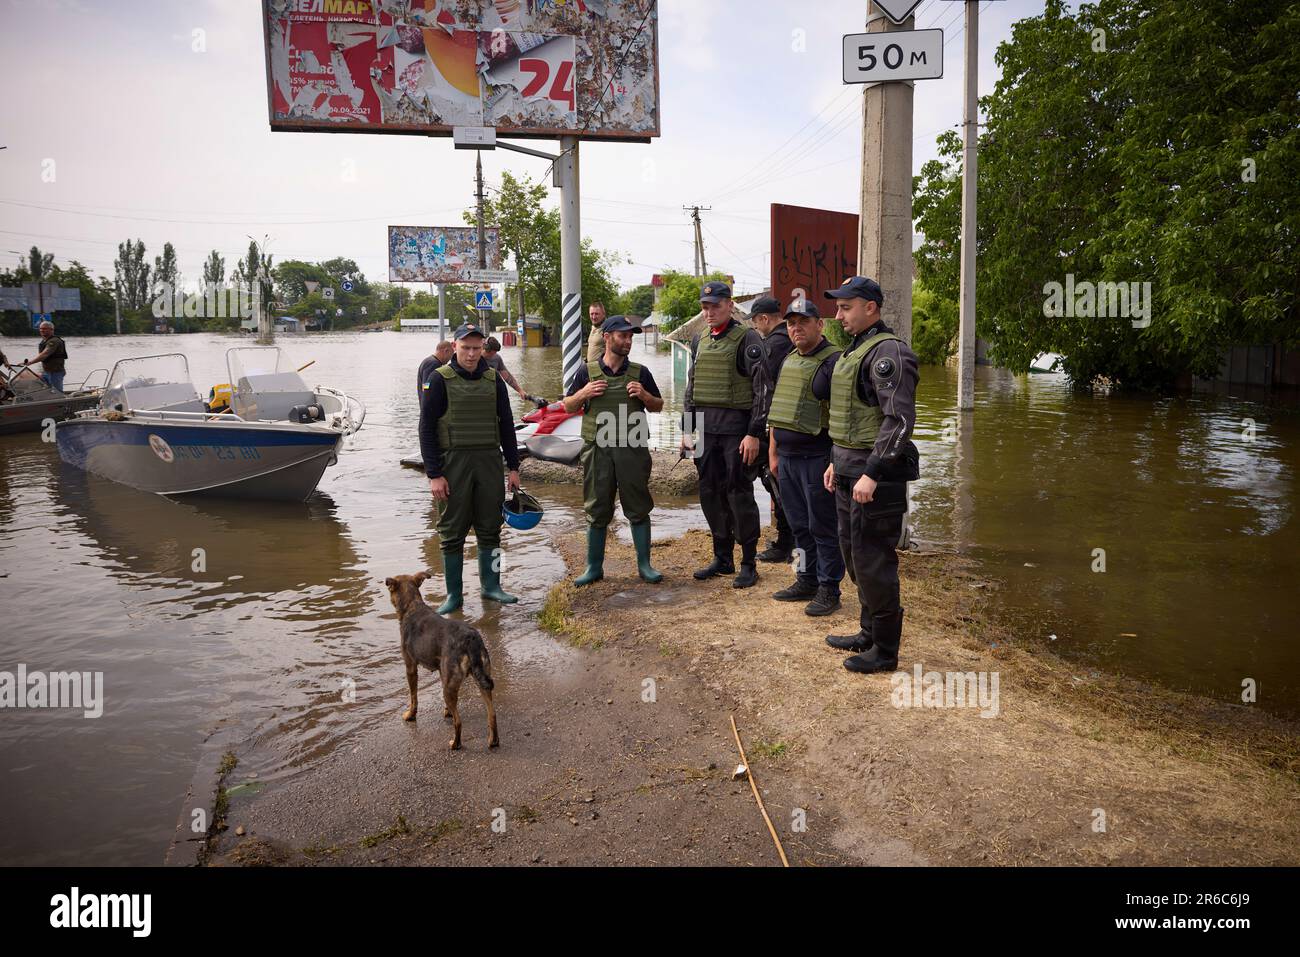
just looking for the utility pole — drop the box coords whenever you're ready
[684,205,711,277]
[557,135,582,391]
[956,0,979,411]
[857,2,914,345]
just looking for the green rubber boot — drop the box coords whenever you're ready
[479,548,518,604]
[436,550,463,614]
[574,525,607,586]
[631,520,663,583]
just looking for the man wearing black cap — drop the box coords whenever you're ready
[419,321,522,614]
[563,315,664,586]
[821,277,920,673]
[767,298,844,617]
[681,280,769,588]
[748,296,795,564]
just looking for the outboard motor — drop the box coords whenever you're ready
[288,403,325,424]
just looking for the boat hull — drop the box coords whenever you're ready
[0,392,103,436]
[56,417,342,501]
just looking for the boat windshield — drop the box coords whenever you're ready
[226,347,315,421]
[226,347,311,394]
[102,354,202,413]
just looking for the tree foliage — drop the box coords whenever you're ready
[912,0,1300,387]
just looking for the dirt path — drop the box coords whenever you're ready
[199,524,1298,867]
[201,608,859,866]
[540,528,1300,866]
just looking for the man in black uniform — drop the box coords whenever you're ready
[822,277,920,673]
[564,315,664,586]
[747,296,795,563]
[681,281,769,588]
[416,340,455,404]
[419,322,522,614]
[766,299,844,617]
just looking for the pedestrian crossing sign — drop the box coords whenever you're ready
[474,290,494,310]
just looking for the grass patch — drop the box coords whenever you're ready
[360,814,412,848]
[750,741,788,760]
[538,582,600,648]
[217,751,238,776]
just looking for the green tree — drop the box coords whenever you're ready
[615,283,655,317]
[911,282,959,365]
[202,250,225,292]
[656,269,731,332]
[913,0,1300,387]
[114,238,151,311]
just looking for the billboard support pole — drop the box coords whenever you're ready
[438,283,447,341]
[557,135,582,393]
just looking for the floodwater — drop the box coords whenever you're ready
[0,330,1296,865]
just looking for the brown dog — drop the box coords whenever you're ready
[384,572,499,750]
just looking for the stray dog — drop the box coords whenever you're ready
[384,572,499,750]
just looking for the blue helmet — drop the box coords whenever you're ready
[503,488,543,530]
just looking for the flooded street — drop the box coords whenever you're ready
[1,331,1296,865]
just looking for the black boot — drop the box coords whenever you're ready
[732,563,758,588]
[844,607,903,674]
[804,586,842,617]
[825,628,871,651]
[772,578,818,601]
[694,539,735,580]
[756,538,793,563]
[826,602,872,650]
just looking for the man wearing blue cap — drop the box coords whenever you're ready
[748,296,795,563]
[766,298,844,617]
[681,280,770,588]
[419,321,522,613]
[563,315,665,586]
[822,277,920,673]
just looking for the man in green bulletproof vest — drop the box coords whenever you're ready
[419,322,522,614]
[766,298,844,618]
[681,281,770,589]
[821,277,920,674]
[563,315,665,585]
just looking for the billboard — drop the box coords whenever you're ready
[263,0,660,142]
[770,204,859,311]
[388,225,501,282]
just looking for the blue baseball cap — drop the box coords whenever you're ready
[700,280,732,304]
[824,276,884,305]
[601,315,642,334]
[453,321,486,340]
[784,299,821,320]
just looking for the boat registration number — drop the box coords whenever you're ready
[172,445,262,461]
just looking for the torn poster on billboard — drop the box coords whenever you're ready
[264,0,659,139]
[388,226,502,283]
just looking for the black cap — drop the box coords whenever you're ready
[600,315,642,334]
[453,321,486,340]
[700,280,732,303]
[824,276,884,304]
[784,298,821,320]
[748,296,781,317]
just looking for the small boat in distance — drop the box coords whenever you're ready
[56,349,365,501]
[0,362,105,435]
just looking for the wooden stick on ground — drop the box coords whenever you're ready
[729,714,789,868]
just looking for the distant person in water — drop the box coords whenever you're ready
[482,337,528,400]
[416,340,455,404]
[24,321,68,393]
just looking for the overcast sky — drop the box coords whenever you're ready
[1,0,1045,296]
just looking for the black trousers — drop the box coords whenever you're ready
[779,453,844,592]
[835,480,904,633]
[758,439,792,548]
[695,431,761,559]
